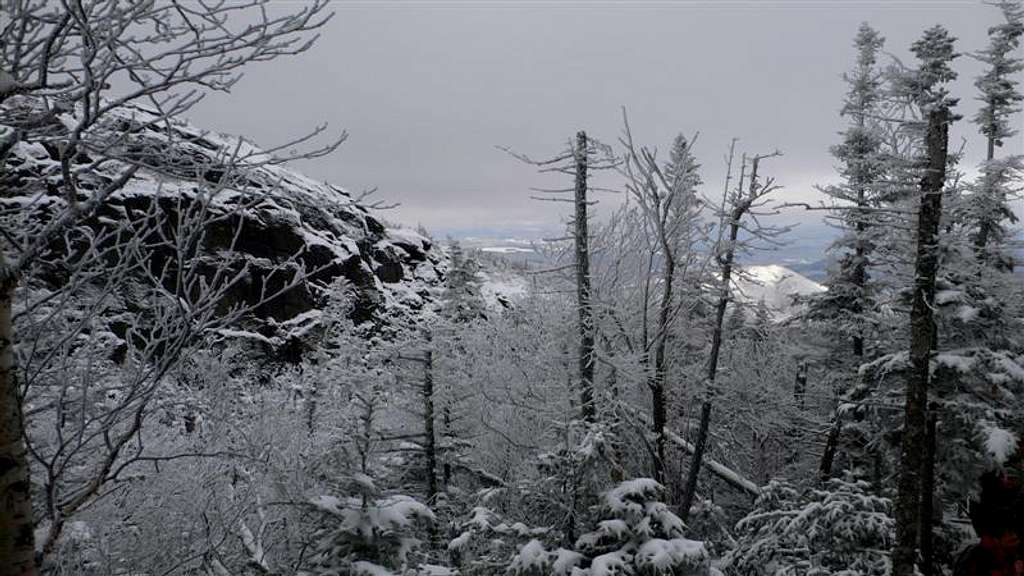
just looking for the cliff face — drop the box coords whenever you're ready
[2,100,444,361]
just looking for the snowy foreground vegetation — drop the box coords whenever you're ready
[1,2,1023,576]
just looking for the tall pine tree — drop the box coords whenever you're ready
[970,0,1024,270]
[813,23,888,359]
[890,25,959,576]
[812,24,888,482]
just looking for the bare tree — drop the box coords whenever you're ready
[0,2,340,573]
[500,133,616,423]
[572,132,599,422]
[679,149,784,520]
[617,113,706,485]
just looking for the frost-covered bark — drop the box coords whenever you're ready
[422,348,440,500]
[0,264,34,576]
[574,131,597,423]
[891,25,958,576]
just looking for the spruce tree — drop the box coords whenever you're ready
[890,25,959,576]
[970,0,1024,270]
[812,23,887,358]
[725,479,894,576]
[441,240,485,323]
[506,479,709,576]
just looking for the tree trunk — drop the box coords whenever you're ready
[973,134,997,256]
[0,268,37,576]
[422,348,438,501]
[852,187,867,358]
[818,415,842,481]
[794,361,807,409]
[607,362,625,483]
[680,158,756,520]
[893,107,949,576]
[651,254,675,484]
[919,405,938,576]
[306,375,318,434]
[680,401,712,518]
[442,403,453,488]
[573,131,596,423]
[851,108,870,360]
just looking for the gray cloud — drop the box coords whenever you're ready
[188,1,1017,239]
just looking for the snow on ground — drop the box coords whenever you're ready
[480,246,535,254]
[478,269,529,309]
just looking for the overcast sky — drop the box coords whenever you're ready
[188,0,1019,244]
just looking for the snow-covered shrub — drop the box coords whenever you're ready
[507,539,585,576]
[307,475,437,576]
[447,503,549,574]
[508,478,709,576]
[686,499,735,558]
[724,478,894,576]
[530,418,625,540]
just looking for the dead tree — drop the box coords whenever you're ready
[574,131,597,422]
[617,114,705,485]
[501,134,617,423]
[679,150,783,521]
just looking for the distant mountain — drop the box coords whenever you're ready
[732,265,825,319]
[459,234,827,317]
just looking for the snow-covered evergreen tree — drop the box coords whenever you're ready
[811,23,888,359]
[804,23,894,481]
[724,479,894,576]
[307,475,437,576]
[442,240,486,323]
[447,502,550,575]
[969,0,1024,270]
[306,382,440,575]
[888,24,960,576]
[506,478,709,576]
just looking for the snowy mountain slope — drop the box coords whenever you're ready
[732,265,825,318]
[466,243,823,320]
[2,98,445,359]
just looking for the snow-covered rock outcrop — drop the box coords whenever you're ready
[2,99,445,360]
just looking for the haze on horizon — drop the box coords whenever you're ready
[188,0,1019,247]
